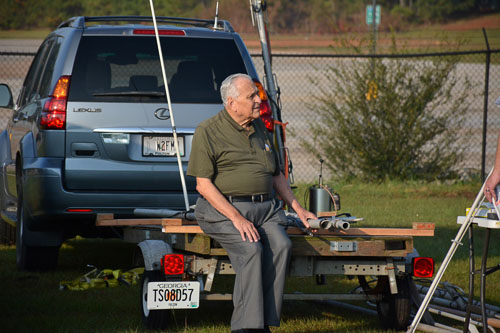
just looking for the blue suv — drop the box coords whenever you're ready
[0,16,273,270]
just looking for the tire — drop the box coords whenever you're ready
[16,190,59,271]
[376,275,411,331]
[0,191,15,245]
[140,270,172,330]
[0,218,15,245]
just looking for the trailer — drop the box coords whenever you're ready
[96,213,435,330]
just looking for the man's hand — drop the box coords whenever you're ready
[485,173,500,203]
[232,216,260,242]
[295,206,317,229]
[272,172,317,230]
[196,177,261,242]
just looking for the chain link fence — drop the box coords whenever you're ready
[0,51,32,130]
[1,50,499,183]
[253,51,500,182]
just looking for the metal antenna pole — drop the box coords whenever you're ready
[407,168,492,332]
[148,0,190,211]
[480,28,491,182]
[251,0,286,172]
[213,1,219,29]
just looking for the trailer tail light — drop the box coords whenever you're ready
[41,76,70,130]
[162,254,184,275]
[253,79,274,132]
[413,257,434,278]
[133,29,185,36]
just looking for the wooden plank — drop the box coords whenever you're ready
[96,214,434,237]
[163,219,198,226]
[172,233,211,255]
[317,212,337,217]
[412,222,435,230]
[96,214,169,226]
[96,214,114,224]
[163,225,204,233]
[210,248,228,256]
[286,227,434,237]
[96,214,194,227]
[161,225,433,236]
[290,236,413,257]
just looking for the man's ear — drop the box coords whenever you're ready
[227,96,235,109]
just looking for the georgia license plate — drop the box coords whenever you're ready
[142,135,184,157]
[147,281,200,310]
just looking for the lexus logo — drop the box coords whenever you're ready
[154,108,171,120]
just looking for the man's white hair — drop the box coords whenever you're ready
[220,73,253,106]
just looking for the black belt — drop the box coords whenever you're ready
[226,194,271,203]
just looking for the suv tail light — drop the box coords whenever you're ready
[253,80,274,132]
[161,254,185,275]
[412,257,434,278]
[41,76,70,130]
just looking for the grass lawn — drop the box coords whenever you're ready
[1,180,498,332]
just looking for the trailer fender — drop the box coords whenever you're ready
[136,240,173,271]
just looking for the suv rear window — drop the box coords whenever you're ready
[69,36,247,103]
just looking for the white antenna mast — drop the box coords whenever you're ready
[148,0,190,211]
[213,1,219,29]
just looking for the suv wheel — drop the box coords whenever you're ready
[16,190,59,271]
[0,219,15,245]
[0,189,15,245]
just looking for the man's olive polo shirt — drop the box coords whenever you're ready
[187,109,279,196]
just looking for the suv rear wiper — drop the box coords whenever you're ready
[93,91,166,97]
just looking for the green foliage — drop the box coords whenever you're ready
[0,0,211,30]
[302,43,472,181]
[390,5,417,24]
[0,0,496,31]
[415,0,476,23]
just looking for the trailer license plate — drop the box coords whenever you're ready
[142,135,184,157]
[147,281,200,310]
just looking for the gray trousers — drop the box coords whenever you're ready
[194,197,292,331]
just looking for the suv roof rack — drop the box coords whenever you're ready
[58,16,234,33]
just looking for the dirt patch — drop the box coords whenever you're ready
[242,13,500,52]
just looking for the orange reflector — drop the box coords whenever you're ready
[66,209,93,212]
[53,76,70,98]
[162,254,184,275]
[253,80,268,102]
[133,29,185,36]
[253,79,274,132]
[413,257,434,278]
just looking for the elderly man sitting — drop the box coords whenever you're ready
[187,73,315,332]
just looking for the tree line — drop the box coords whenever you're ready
[0,0,498,32]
